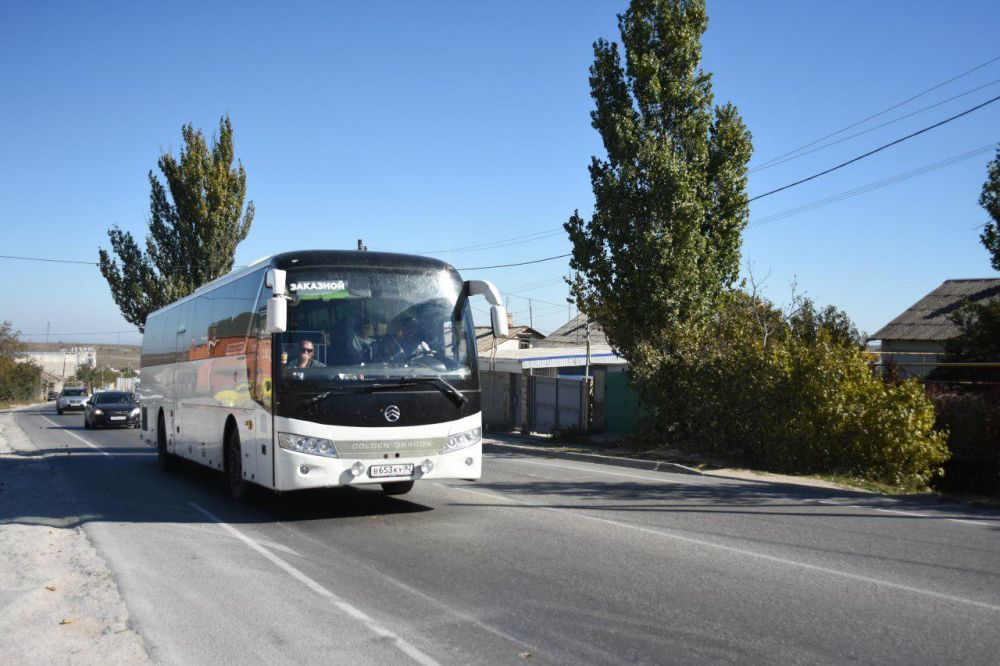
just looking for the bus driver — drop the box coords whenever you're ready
[291,339,325,368]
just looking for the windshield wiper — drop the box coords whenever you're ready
[382,377,467,406]
[301,377,466,407]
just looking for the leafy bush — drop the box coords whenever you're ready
[0,359,42,403]
[636,291,949,490]
[0,321,41,404]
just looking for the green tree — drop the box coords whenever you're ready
[980,147,1000,271]
[0,321,41,403]
[69,362,118,393]
[98,115,254,332]
[565,0,753,365]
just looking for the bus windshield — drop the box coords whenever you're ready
[276,267,476,391]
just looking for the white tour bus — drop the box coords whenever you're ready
[138,250,507,500]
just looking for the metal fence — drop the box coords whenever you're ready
[528,376,590,434]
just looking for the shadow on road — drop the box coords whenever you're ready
[0,445,433,531]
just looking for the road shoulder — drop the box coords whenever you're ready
[0,407,150,664]
[484,434,868,492]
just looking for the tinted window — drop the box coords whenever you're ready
[190,294,213,357]
[173,300,194,362]
[63,388,86,397]
[96,392,132,404]
[207,283,235,356]
[140,312,159,367]
[232,271,263,326]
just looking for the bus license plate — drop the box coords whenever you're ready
[368,463,414,479]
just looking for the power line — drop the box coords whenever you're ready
[751,54,1000,169]
[457,253,571,270]
[505,276,567,294]
[748,93,1000,202]
[19,330,140,336]
[0,254,97,265]
[747,142,999,229]
[749,76,1000,173]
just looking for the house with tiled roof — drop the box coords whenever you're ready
[869,278,1000,377]
[474,325,545,354]
[533,313,608,348]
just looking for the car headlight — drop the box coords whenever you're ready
[443,427,481,453]
[130,408,140,417]
[278,433,337,458]
[93,409,103,416]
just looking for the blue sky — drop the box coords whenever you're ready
[1,1,998,346]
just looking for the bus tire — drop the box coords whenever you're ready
[225,427,251,503]
[381,481,415,496]
[157,412,176,471]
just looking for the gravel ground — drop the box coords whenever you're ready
[0,408,149,665]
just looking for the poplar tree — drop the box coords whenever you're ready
[565,0,752,363]
[980,147,1000,271]
[98,115,254,332]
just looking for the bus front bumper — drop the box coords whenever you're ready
[271,413,483,492]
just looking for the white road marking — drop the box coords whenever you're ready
[873,508,930,517]
[818,499,995,528]
[444,485,1000,613]
[276,522,538,653]
[40,415,112,457]
[493,456,708,485]
[190,503,440,666]
[947,519,994,527]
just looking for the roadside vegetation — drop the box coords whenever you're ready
[564,0,950,491]
[638,291,948,491]
[0,321,41,408]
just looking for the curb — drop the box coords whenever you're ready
[483,440,705,476]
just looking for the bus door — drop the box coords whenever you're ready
[248,291,275,487]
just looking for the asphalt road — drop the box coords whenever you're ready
[8,404,1000,664]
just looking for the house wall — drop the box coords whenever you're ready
[23,348,97,380]
[878,340,947,378]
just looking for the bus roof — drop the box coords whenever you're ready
[145,250,459,320]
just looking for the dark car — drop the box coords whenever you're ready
[84,391,140,429]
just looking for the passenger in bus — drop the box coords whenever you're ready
[291,339,326,368]
[331,319,376,365]
[379,317,432,362]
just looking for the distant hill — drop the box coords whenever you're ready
[25,342,141,371]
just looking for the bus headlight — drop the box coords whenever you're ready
[278,433,337,458]
[443,427,481,453]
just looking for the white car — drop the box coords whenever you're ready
[56,387,89,414]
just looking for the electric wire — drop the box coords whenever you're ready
[751,54,1000,170]
[0,254,98,265]
[748,142,999,229]
[749,76,1000,173]
[748,93,1000,202]
[457,253,571,270]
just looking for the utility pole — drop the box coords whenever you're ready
[528,298,533,329]
[584,318,591,381]
[46,321,50,345]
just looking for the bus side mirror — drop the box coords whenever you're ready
[266,297,287,333]
[490,305,509,339]
[265,269,288,296]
